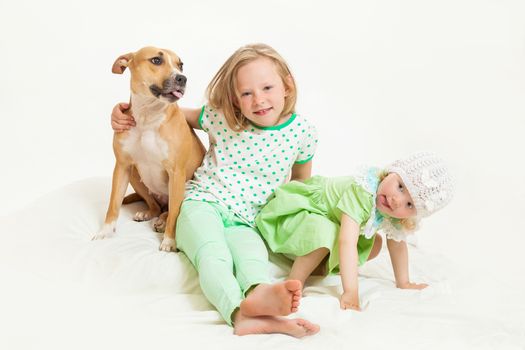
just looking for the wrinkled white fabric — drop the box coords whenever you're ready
[0,178,523,350]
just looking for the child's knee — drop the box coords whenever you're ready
[375,234,383,247]
[368,235,383,261]
[195,242,233,270]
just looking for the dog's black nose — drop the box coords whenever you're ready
[175,74,187,85]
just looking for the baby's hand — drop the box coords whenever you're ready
[340,291,361,311]
[398,282,428,290]
[111,102,135,132]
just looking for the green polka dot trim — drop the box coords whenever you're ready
[250,113,297,130]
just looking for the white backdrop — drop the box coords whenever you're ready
[1,0,524,293]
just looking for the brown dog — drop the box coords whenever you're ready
[93,46,205,251]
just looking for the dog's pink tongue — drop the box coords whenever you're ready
[172,91,184,99]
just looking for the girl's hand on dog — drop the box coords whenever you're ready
[111,102,135,132]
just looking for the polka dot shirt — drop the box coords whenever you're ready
[185,105,318,227]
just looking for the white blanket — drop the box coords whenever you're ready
[1,178,524,350]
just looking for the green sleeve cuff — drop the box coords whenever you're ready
[295,154,314,164]
[198,105,206,130]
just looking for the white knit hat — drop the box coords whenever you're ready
[385,151,453,219]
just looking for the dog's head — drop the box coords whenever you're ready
[112,46,186,103]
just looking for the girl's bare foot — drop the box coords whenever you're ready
[233,312,320,338]
[240,280,302,317]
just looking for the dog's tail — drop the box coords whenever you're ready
[122,192,143,204]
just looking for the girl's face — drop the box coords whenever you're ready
[376,173,417,219]
[235,57,291,127]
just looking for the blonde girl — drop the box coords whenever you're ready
[111,44,320,337]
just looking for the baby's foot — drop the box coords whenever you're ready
[233,313,319,338]
[240,280,302,317]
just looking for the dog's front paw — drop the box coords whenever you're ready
[159,236,177,252]
[153,214,167,233]
[133,209,160,222]
[92,223,116,240]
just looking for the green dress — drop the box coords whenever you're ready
[256,168,386,275]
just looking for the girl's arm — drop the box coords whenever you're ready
[386,238,428,289]
[290,161,312,182]
[110,103,202,132]
[180,107,202,130]
[338,213,361,311]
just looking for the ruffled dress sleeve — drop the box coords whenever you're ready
[380,218,411,242]
[335,183,374,228]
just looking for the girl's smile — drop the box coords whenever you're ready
[254,107,273,116]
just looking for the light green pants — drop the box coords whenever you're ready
[176,200,270,326]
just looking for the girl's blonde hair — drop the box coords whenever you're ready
[378,171,417,232]
[206,43,297,131]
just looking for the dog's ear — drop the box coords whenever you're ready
[112,53,133,74]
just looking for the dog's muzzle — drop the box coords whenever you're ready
[149,74,187,102]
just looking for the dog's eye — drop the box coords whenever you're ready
[179,61,184,71]
[150,57,163,65]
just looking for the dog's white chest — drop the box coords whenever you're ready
[121,125,170,197]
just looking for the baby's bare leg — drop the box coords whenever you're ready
[288,248,330,286]
[367,234,383,261]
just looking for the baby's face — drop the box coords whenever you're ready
[376,173,417,219]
